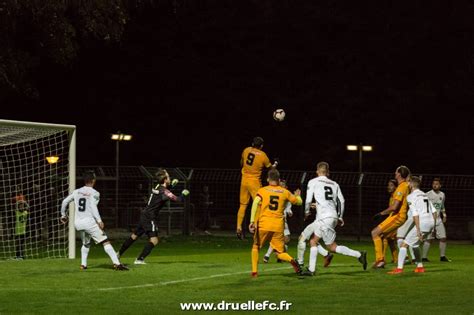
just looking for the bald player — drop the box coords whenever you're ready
[248,169,302,277]
[371,166,410,268]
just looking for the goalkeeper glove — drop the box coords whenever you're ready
[171,179,179,187]
[181,189,190,196]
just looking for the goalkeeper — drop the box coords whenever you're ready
[118,168,189,264]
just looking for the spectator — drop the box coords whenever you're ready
[198,185,213,235]
[14,190,29,260]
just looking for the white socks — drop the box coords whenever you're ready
[422,241,430,258]
[104,243,120,265]
[440,241,447,257]
[409,246,415,261]
[397,238,404,249]
[309,247,318,272]
[297,240,306,265]
[335,245,361,258]
[265,245,274,257]
[413,246,422,267]
[397,247,407,269]
[318,245,328,257]
[81,245,90,266]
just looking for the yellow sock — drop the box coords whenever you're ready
[237,204,247,230]
[373,236,384,262]
[382,238,388,261]
[276,252,293,263]
[252,246,259,273]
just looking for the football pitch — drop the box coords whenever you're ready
[0,235,473,314]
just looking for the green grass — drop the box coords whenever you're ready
[0,236,473,314]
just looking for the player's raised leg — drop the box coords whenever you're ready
[118,228,143,257]
[270,232,301,274]
[236,183,250,240]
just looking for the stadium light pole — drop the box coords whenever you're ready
[347,144,373,241]
[111,132,132,228]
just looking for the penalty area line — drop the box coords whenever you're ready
[97,266,291,291]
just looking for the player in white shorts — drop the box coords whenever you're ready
[388,176,436,274]
[423,178,451,262]
[299,162,367,276]
[396,210,415,263]
[296,203,334,268]
[60,170,128,271]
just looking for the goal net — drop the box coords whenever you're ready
[0,119,76,259]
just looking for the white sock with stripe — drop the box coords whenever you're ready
[335,245,361,258]
[81,245,89,266]
[104,243,120,265]
[309,247,318,272]
[297,240,306,265]
[318,244,328,257]
[397,247,407,269]
[265,245,273,257]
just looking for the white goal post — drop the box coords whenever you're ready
[0,119,76,259]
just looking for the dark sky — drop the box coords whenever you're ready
[3,2,474,174]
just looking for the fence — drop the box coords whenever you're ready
[76,166,474,240]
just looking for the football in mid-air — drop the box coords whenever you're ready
[273,109,286,122]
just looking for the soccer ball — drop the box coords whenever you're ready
[273,109,285,122]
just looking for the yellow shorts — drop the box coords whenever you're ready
[239,178,261,205]
[378,214,406,235]
[253,227,285,253]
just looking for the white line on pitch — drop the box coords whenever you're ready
[98,266,291,291]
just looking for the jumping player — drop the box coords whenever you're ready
[236,137,277,240]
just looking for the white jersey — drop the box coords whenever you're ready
[406,189,436,231]
[61,186,102,226]
[305,175,345,220]
[426,190,445,212]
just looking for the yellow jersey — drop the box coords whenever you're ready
[393,181,409,219]
[256,185,301,232]
[387,191,396,217]
[241,147,271,180]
